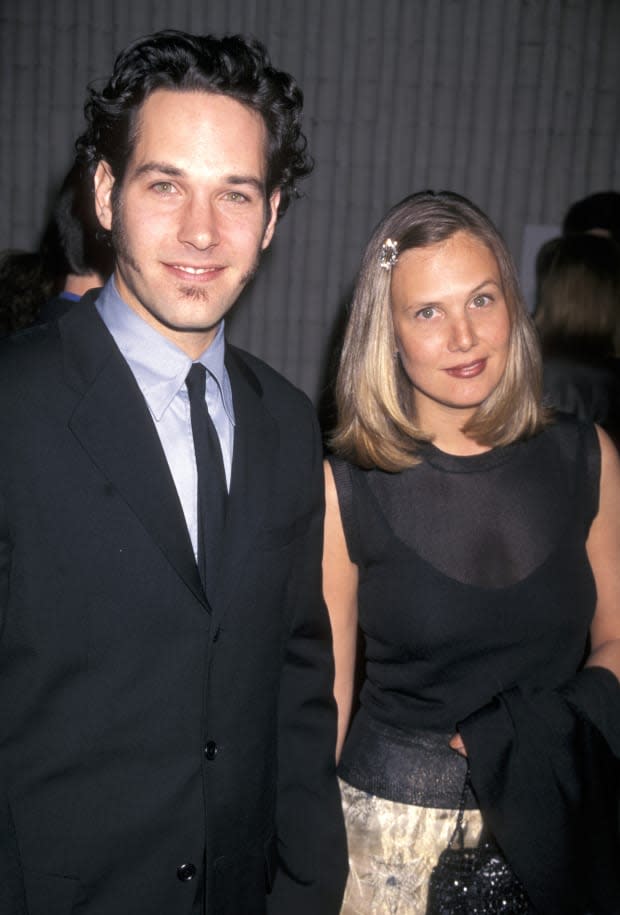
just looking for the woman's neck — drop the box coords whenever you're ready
[418,407,490,456]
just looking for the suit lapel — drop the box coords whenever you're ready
[210,348,278,623]
[61,299,206,608]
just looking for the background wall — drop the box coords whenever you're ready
[1,0,619,405]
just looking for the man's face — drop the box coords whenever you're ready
[94,89,280,357]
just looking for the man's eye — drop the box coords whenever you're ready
[225,191,249,203]
[152,182,175,194]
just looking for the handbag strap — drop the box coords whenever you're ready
[447,760,471,850]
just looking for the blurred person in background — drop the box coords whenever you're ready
[535,232,620,446]
[0,161,112,336]
[563,190,620,246]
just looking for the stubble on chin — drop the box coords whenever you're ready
[178,284,212,303]
[177,256,261,303]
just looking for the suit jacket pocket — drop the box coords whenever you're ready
[23,868,80,915]
[264,832,279,893]
[7,790,80,915]
[213,835,277,915]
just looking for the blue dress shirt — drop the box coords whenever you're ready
[95,278,235,558]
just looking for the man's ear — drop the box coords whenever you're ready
[93,161,115,231]
[261,188,281,251]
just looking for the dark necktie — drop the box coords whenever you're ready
[185,363,227,596]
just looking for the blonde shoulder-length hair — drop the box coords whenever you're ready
[331,191,549,471]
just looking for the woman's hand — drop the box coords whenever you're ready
[449,733,468,756]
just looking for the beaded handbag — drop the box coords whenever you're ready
[426,763,533,914]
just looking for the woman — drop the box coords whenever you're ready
[323,191,620,914]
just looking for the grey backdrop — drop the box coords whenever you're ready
[1,0,619,404]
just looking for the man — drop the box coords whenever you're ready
[0,30,347,915]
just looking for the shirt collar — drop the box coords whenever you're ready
[95,277,234,424]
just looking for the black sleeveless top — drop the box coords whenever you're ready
[330,417,600,735]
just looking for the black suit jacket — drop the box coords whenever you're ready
[0,297,347,915]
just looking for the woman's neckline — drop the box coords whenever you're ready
[418,439,520,473]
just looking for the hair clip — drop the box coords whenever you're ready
[379,238,399,270]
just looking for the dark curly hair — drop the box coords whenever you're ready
[75,29,312,217]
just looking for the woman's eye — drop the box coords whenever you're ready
[472,294,491,308]
[415,306,437,320]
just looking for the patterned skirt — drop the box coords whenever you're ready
[338,710,483,915]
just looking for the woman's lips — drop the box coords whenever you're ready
[445,358,487,378]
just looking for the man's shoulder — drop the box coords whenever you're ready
[0,298,111,393]
[227,344,315,416]
[0,323,70,431]
[0,320,63,379]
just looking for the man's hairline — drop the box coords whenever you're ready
[106,85,278,213]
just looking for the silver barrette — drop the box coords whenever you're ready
[379,238,399,270]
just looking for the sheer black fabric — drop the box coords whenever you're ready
[330,417,600,734]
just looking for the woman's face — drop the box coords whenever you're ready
[391,230,511,432]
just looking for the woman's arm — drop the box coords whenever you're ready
[323,460,359,762]
[585,426,620,680]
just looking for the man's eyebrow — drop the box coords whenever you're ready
[133,162,265,192]
[134,162,184,178]
[226,175,266,193]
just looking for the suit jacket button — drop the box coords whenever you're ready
[204,740,218,760]
[177,863,196,882]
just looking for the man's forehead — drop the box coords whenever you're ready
[135,88,267,134]
[129,88,270,175]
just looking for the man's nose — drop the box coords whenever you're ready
[178,195,221,250]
